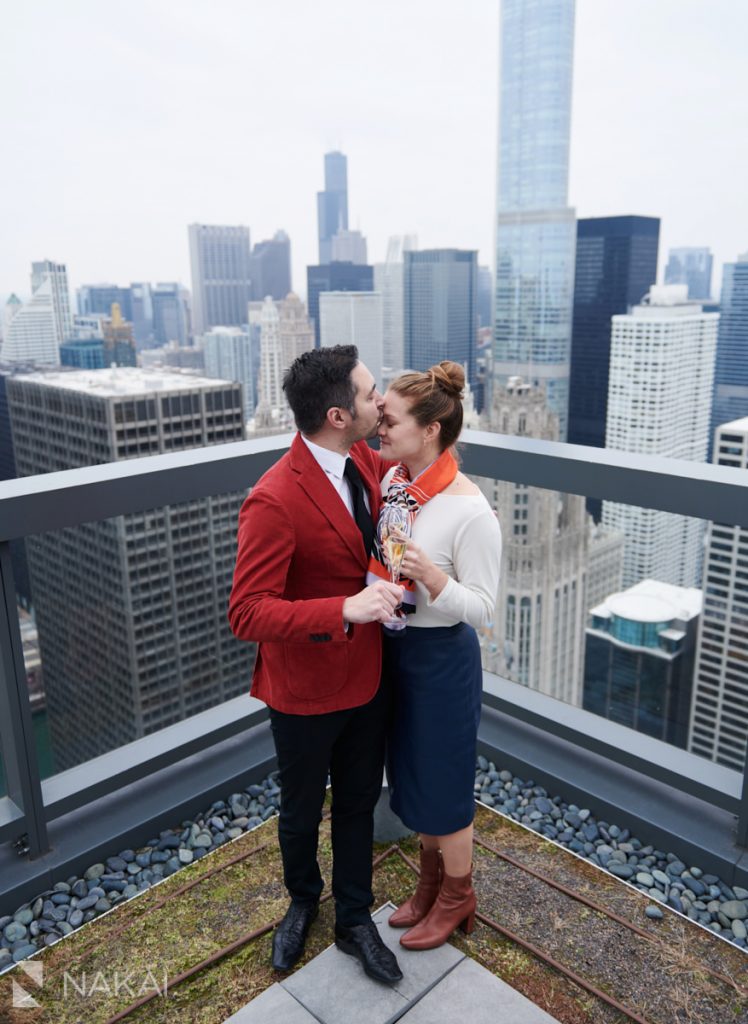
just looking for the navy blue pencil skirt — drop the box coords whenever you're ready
[384,621,482,835]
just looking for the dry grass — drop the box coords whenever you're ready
[0,800,746,1024]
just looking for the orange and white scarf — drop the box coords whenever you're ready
[366,448,458,620]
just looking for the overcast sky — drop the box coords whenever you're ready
[3,0,746,303]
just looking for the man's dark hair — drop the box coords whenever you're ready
[282,345,359,435]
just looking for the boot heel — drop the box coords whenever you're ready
[460,909,476,934]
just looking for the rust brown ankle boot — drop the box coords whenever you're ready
[389,846,442,928]
[399,868,476,950]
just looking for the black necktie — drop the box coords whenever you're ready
[344,457,374,556]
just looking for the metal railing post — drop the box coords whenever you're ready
[738,750,748,849]
[0,541,48,857]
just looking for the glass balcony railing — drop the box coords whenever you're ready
[19,492,251,776]
[0,428,746,918]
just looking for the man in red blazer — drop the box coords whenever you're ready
[228,345,403,984]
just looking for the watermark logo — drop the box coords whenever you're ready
[9,961,168,1008]
[11,961,43,1009]
[63,969,169,1000]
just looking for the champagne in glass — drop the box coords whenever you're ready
[383,533,407,584]
[379,506,409,584]
[378,506,409,633]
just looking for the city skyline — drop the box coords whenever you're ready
[3,1,747,303]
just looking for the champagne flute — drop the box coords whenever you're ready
[379,506,409,585]
[378,506,409,631]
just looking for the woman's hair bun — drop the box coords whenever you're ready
[430,361,465,399]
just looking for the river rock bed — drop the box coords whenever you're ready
[3,757,746,973]
[0,772,281,973]
[475,755,748,951]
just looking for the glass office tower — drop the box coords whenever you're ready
[709,254,748,460]
[493,0,576,438]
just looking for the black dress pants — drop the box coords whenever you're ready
[268,677,391,927]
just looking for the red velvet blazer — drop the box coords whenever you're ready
[228,433,390,714]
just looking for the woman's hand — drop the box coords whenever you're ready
[394,531,448,602]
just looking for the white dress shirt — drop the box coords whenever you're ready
[301,434,371,516]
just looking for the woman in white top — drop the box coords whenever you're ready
[371,361,501,951]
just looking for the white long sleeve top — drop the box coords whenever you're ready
[381,469,502,629]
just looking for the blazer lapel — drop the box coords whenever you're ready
[290,434,368,565]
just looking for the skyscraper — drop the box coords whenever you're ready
[477,266,493,329]
[373,235,417,383]
[6,368,249,771]
[584,579,701,748]
[102,304,137,366]
[257,297,285,415]
[665,247,714,300]
[188,224,252,335]
[3,279,62,366]
[61,306,136,368]
[249,230,292,301]
[568,215,660,519]
[330,229,368,265]
[151,283,189,347]
[77,284,133,320]
[202,326,256,419]
[709,253,748,459]
[493,0,577,437]
[306,262,373,347]
[277,293,314,371]
[404,249,478,398]
[480,376,624,705]
[130,282,154,348]
[31,261,73,344]
[320,292,383,387]
[689,417,748,771]
[601,286,719,588]
[2,295,22,343]
[317,151,348,264]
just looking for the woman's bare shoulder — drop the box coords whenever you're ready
[442,472,481,496]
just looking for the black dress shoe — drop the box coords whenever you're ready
[335,920,403,985]
[272,900,319,971]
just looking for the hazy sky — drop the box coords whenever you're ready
[3,0,747,303]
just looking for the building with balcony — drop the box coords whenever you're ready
[5,368,251,772]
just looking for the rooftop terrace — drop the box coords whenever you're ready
[0,430,747,1021]
[2,803,748,1022]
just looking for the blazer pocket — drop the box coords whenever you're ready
[284,640,349,701]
